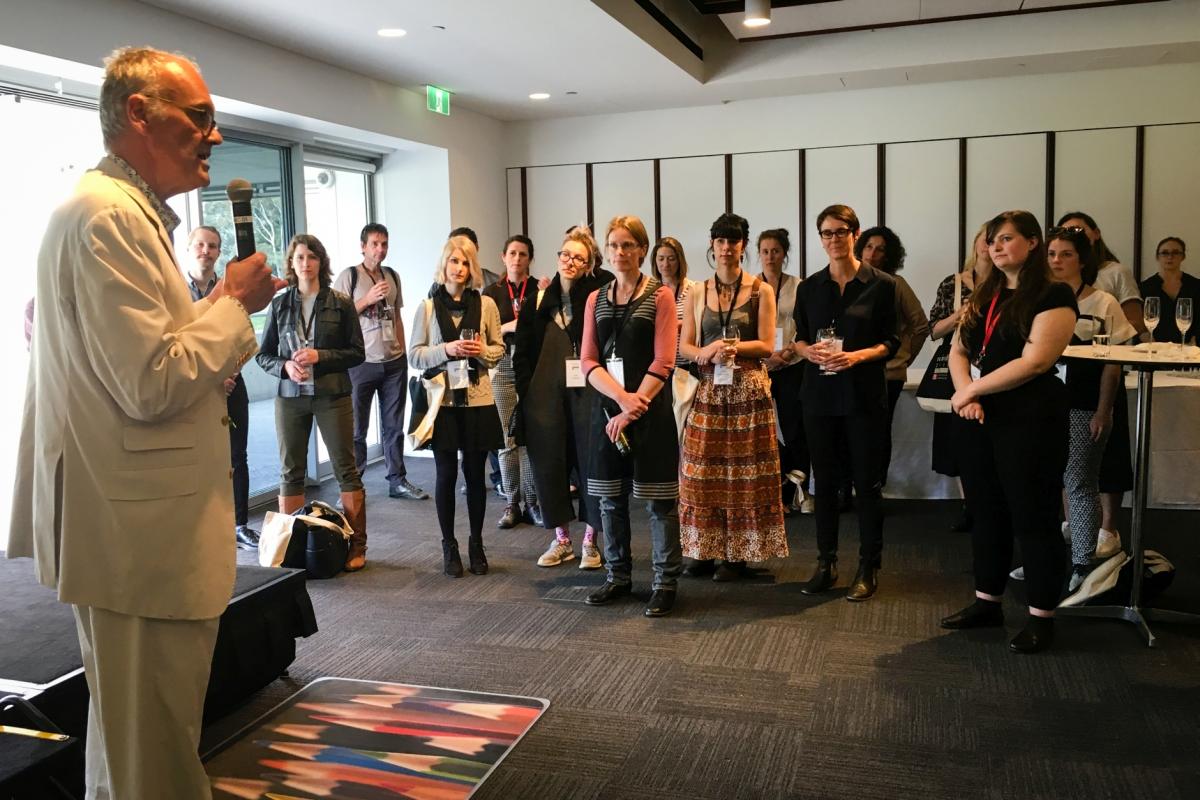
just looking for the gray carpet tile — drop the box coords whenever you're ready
[203,459,1200,799]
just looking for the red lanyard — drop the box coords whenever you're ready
[506,278,528,317]
[980,292,1003,359]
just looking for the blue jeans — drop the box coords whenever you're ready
[599,495,682,590]
[349,355,408,486]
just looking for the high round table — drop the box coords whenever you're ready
[1058,344,1200,646]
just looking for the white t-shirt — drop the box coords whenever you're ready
[1076,288,1138,344]
[332,264,405,363]
[1093,260,1141,305]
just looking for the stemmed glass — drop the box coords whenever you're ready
[1176,297,1193,349]
[1144,296,1160,359]
[721,325,740,369]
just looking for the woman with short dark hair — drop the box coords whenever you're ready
[1141,237,1198,344]
[256,234,367,568]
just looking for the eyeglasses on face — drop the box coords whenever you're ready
[141,93,218,136]
[606,241,641,253]
[557,251,588,267]
[818,227,852,241]
[1158,249,1185,258]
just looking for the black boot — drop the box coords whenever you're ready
[940,598,1004,630]
[846,563,878,602]
[442,539,464,578]
[801,559,838,595]
[1009,616,1055,654]
[468,536,488,575]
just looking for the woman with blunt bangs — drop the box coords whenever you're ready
[757,228,813,513]
[792,205,898,602]
[678,214,787,581]
[1043,226,1135,598]
[256,234,367,568]
[580,215,683,617]
[856,225,930,487]
[409,236,505,578]
[941,210,1077,654]
[514,226,612,570]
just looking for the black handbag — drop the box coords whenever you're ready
[915,273,960,414]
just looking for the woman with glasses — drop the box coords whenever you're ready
[677,214,786,582]
[514,226,612,570]
[409,236,505,578]
[1056,211,1138,572]
[791,205,898,601]
[1047,227,1137,597]
[482,235,542,531]
[580,215,682,617]
[855,226,930,486]
[757,228,813,513]
[256,235,367,569]
[1140,237,1198,344]
[941,210,1077,653]
[928,225,993,532]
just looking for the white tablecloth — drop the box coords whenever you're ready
[886,369,1200,509]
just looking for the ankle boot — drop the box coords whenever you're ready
[801,559,838,595]
[467,535,488,575]
[443,539,464,578]
[846,563,878,602]
[341,490,367,571]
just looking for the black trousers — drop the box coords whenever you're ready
[769,364,809,499]
[434,449,487,543]
[804,409,886,567]
[349,355,409,486]
[881,378,905,487]
[956,411,1068,611]
[228,376,249,526]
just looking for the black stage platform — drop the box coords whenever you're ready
[0,557,318,740]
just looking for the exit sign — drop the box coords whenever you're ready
[426,85,451,116]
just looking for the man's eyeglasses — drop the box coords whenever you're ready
[818,227,852,241]
[557,251,588,267]
[606,241,641,253]
[1158,249,1185,258]
[142,94,218,136]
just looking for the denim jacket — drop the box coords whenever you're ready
[256,285,365,398]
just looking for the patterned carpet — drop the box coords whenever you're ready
[203,458,1200,800]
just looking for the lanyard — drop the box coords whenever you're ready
[297,294,316,344]
[607,274,645,357]
[980,292,1003,360]
[715,270,744,332]
[506,277,528,316]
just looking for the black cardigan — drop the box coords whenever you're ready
[512,271,613,401]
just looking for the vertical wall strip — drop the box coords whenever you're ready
[519,167,529,236]
[1045,131,1056,228]
[957,138,967,264]
[724,153,733,214]
[877,143,887,227]
[1133,125,1146,281]
[653,158,662,243]
[585,162,594,229]
[798,149,807,278]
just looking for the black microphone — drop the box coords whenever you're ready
[226,178,256,260]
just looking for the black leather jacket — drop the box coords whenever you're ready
[256,285,364,398]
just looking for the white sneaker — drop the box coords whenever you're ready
[799,493,815,514]
[1010,565,1025,580]
[537,540,575,567]
[1068,566,1089,594]
[578,542,602,570]
[1095,528,1122,559]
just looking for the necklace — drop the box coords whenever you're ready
[715,270,743,298]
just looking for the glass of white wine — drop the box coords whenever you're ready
[721,324,741,369]
[1176,297,1192,350]
[1144,296,1160,359]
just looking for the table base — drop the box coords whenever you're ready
[1058,603,1200,647]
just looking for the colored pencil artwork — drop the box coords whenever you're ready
[206,678,547,800]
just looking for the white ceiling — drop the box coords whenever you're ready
[137,0,1200,122]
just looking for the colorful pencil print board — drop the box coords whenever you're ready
[205,678,548,800]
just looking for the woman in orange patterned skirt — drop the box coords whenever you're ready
[678,212,788,581]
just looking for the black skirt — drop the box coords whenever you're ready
[432,404,504,453]
[931,411,960,477]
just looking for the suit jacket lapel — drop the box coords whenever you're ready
[95,157,181,278]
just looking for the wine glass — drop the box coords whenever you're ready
[817,327,838,376]
[721,324,740,368]
[1176,297,1193,348]
[1144,296,1160,358]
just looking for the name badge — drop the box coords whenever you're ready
[381,321,396,343]
[774,327,784,351]
[970,364,981,382]
[447,359,470,390]
[713,363,735,386]
[607,357,625,387]
[565,359,585,388]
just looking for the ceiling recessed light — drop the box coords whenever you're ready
[377,28,407,38]
[566,91,578,96]
[743,0,771,27]
[432,25,446,31]
[529,93,550,101]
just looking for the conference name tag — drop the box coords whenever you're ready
[447,359,470,390]
[565,359,585,388]
[970,364,981,382]
[713,363,735,386]
[774,327,784,351]
[381,321,395,343]
[607,357,625,386]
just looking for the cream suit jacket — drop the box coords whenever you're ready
[7,157,258,620]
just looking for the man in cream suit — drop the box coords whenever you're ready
[7,47,281,799]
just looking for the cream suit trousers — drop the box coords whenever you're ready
[73,605,219,800]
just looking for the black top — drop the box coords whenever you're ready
[960,282,1077,422]
[256,286,365,398]
[792,264,899,415]
[482,276,539,346]
[512,271,612,400]
[1140,272,1200,344]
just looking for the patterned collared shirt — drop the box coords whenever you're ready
[187,273,219,302]
[108,153,182,236]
